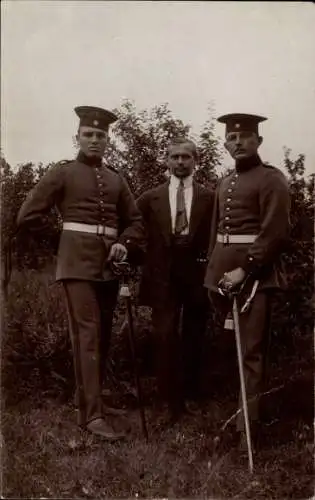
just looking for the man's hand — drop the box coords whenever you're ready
[218,267,246,292]
[108,243,128,262]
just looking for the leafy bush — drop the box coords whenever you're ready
[270,149,314,359]
[1,268,71,403]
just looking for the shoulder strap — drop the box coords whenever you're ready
[59,159,72,165]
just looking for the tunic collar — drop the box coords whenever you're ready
[77,151,103,167]
[235,154,262,173]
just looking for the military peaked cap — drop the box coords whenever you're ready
[217,113,267,135]
[75,106,118,131]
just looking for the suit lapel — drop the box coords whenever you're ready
[208,181,220,255]
[189,181,205,239]
[152,181,172,245]
[151,180,208,244]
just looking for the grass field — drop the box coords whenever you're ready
[2,364,313,499]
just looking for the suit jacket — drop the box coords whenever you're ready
[204,160,291,292]
[16,155,145,281]
[137,180,215,307]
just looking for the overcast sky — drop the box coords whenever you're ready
[2,1,315,175]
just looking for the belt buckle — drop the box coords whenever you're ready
[97,224,105,236]
[223,233,229,246]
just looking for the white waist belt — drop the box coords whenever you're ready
[217,233,257,244]
[63,222,118,238]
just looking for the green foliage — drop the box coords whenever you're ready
[1,269,72,402]
[107,100,219,195]
[1,159,61,274]
[105,100,191,195]
[270,149,314,356]
[193,103,222,187]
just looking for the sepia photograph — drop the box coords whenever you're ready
[1,1,314,498]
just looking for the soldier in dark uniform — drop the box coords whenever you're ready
[204,113,291,450]
[17,106,145,440]
[137,138,214,424]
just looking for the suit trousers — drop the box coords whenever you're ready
[63,279,119,426]
[152,240,209,413]
[210,290,270,430]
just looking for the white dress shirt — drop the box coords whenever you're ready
[169,174,193,234]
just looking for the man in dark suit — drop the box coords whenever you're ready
[137,138,214,423]
[204,113,291,451]
[17,106,145,440]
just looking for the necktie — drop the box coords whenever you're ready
[175,179,188,234]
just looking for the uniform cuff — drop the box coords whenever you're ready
[243,255,261,276]
[120,238,144,265]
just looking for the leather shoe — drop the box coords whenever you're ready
[86,418,126,441]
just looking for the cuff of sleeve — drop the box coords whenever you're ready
[243,255,260,276]
[121,238,145,265]
[117,235,128,246]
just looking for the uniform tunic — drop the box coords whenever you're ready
[17,153,144,281]
[204,156,291,430]
[205,160,290,292]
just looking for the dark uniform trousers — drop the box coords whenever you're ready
[152,235,208,413]
[63,279,119,426]
[210,287,271,431]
